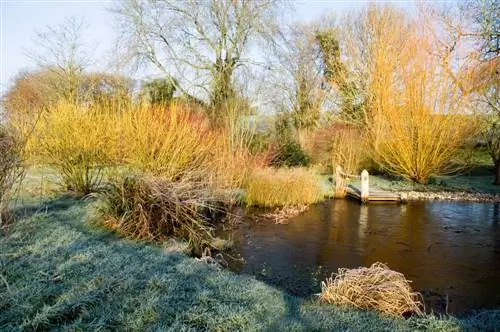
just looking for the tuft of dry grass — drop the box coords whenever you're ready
[244,167,324,207]
[319,262,424,317]
[98,174,216,254]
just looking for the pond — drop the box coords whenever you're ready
[218,200,500,316]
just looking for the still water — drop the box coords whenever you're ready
[220,200,500,315]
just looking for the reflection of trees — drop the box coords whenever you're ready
[494,204,499,223]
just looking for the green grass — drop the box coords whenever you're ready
[1,171,499,330]
[323,148,498,195]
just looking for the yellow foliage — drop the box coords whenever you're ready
[330,126,369,175]
[28,101,261,195]
[28,102,118,193]
[366,8,477,183]
[118,104,216,180]
[244,167,323,207]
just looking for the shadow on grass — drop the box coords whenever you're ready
[9,196,79,220]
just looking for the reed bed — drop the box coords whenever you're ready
[319,262,424,317]
[244,167,324,207]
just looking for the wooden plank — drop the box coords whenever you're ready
[346,184,401,203]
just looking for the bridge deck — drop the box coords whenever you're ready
[346,184,402,202]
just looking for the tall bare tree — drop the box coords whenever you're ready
[440,0,500,184]
[113,0,282,126]
[270,23,325,131]
[27,16,91,104]
[464,0,500,184]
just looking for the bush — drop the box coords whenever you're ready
[119,104,216,180]
[271,114,310,167]
[28,102,115,195]
[271,140,310,167]
[0,127,24,227]
[330,125,369,174]
[29,102,220,195]
[319,262,424,317]
[244,167,323,207]
[98,174,215,254]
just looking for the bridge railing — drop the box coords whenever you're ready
[334,165,370,202]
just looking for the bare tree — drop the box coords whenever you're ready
[463,0,500,184]
[269,23,326,131]
[438,0,500,184]
[27,16,91,104]
[112,0,283,126]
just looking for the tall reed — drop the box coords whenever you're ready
[244,167,324,207]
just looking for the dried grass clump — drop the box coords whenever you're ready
[244,167,323,207]
[319,262,424,317]
[98,175,216,254]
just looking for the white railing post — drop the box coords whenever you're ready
[361,170,369,203]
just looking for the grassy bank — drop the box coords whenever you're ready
[1,192,499,330]
[326,149,499,198]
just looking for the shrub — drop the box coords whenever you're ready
[0,127,24,227]
[319,262,424,317]
[98,174,215,254]
[271,140,311,167]
[271,114,310,167]
[29,102,219,195]
[244,167,323,207]
[28,102,116,195]
[119,104,216,180]
[330,125,369,175]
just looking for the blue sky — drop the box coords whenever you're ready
[0,0,416,95]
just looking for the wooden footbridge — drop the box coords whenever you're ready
[334,166,405,203]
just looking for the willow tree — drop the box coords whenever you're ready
[364,6,476,184]
[113,0,282,127]
[435,0,499,184]
[461,0,499,184]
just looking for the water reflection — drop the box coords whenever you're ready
[221,200,500,315]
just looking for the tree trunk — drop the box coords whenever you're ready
[495,160,500,185]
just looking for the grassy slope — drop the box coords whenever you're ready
[1,170,499,331]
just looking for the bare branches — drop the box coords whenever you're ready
[112,0,282,117]
[26,16,91,103]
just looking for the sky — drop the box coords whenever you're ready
[0,0,417,95]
